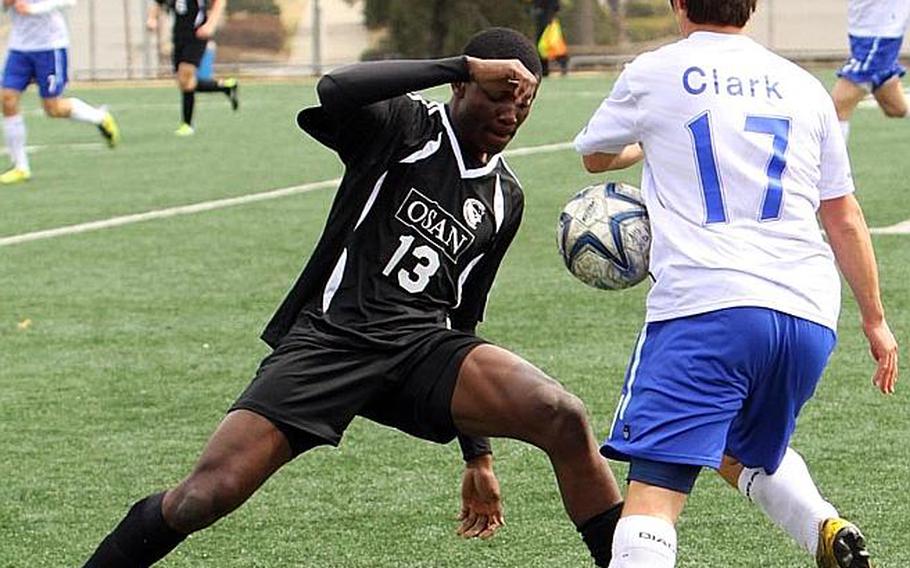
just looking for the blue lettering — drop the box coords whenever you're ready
[765,76,783,99]
[683,66,706,95]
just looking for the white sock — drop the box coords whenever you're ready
[738,447,838,555]
[840,120,850,141]
[3,114,29,172]
[608,515,677,568]
[67,98,105,125]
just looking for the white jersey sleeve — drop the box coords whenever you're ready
[848,0,910,37]
[574,73,641,155]
[818,97,855,200]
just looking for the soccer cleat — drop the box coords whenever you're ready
[0,167,31,185]
[816,518,872,568]
[174,123,195,137]
[224,77,239,111]
[98,112,121,148]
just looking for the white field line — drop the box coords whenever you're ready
[0,142,104,155]
[2,139,906,247]
[0,142,578,248]
[870,219,910,235]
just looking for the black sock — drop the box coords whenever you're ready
[182,91,195,125]
[578,502,623,568]
[196,79,230,94]
[83,492,186,568]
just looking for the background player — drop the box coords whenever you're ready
[574,0,898,566]
[1,0,120,185]
[832,0,910,141]
[82,28,624,568]
[146,0,239,136]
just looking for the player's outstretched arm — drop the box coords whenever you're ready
[581,143,644,173]
[819,194,899,394]
[457,454,505,540]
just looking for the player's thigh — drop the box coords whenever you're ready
[451,343,586,440]
[31,49,67,99]
[725,313,835,473]
[831,78,867,120]
[873,76,908,117]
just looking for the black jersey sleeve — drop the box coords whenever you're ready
[297,57,469,164]
[458,433,492,462]
[449,186,525,335]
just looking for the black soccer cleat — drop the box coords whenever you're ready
[816,518,872,568]
[224,78,239,111]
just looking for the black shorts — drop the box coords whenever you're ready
[230,316,486,455]
[172,38,207,71]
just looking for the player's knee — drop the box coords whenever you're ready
[166,470,245,532]
[882,102,908,118]
[2,93,19,116]
[42,100,64,118]
[528,387,589,446]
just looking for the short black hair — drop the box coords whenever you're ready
[670,0,756,28]
[462,27,543,78]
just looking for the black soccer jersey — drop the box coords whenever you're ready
[262,92,524,347]
[155,0,208,42]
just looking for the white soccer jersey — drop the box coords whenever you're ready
[848,0,910,38]
[575,32,854,331]
[8,0,75,51]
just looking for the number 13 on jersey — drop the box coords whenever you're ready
[686,111,791,224]
[383,235,441,293]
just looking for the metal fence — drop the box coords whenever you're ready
[0,0,905,81]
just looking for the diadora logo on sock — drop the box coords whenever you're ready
[638,531,677,552]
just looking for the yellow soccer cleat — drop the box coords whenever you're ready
[817,518,872,568]
[0,167,31,185]
[223,77,239,111]
[98,112,121,148]
[174,123,195,137]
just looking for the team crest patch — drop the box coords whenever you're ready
[462,198,486,230]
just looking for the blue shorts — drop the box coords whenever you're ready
[2,49,68,99]
[837,35,906,91]
[602,307,836,474]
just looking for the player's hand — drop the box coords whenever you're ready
[465,56,538,107]
[13,0,29,15]
[196,23,215,40]
[146,16,158,31]
[457,454,504,540]
[863,318,898,394]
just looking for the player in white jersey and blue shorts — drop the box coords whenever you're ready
[574,0,899,567]
[1,0,120,185]
[833,0,910,140]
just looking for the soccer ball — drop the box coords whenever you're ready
[557,182,651,290]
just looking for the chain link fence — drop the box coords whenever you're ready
[0,0,904,81]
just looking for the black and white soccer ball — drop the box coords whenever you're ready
[557,182,651,290]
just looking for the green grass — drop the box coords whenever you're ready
[1,73,908,567]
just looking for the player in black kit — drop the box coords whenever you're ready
[82,28,623,568]
[147,0,239,136]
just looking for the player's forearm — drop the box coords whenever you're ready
[820,196,886,327]
[316,57,470,114]
[582,144,643,172]
[24,0,75,14]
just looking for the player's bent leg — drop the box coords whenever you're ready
[872,76,909,118]
[451,344,623,566]
[831,79,867,122]
[82,409,295,567]
[1,88,30,182]
[452,344,622,520]
[719,450,870,567]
